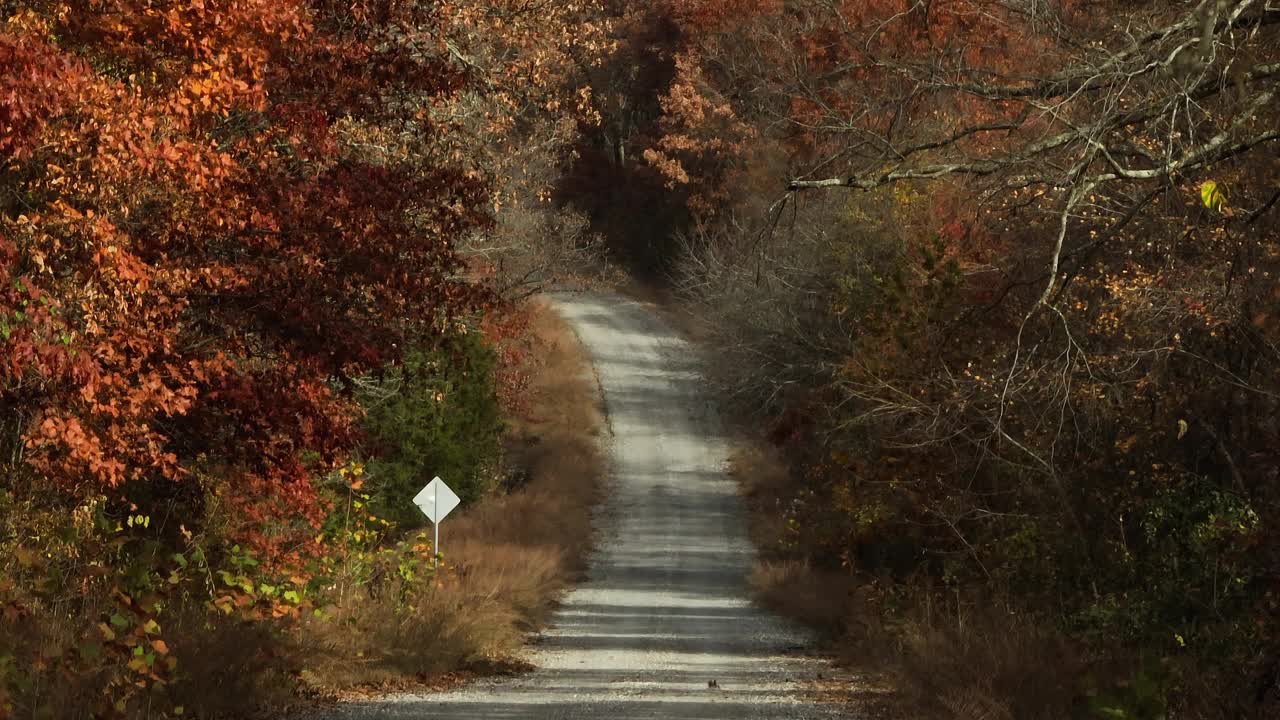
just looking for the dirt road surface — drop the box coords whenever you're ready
[317,292,844,719]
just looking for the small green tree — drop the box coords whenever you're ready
[360,329,503,529]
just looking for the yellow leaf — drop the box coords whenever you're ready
[1201,181,1225,212]
[1177,419,1189,440]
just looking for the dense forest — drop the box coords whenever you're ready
[563,2,1278,718]
[3,1,1278,719]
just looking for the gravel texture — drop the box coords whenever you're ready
[316,292,844,719]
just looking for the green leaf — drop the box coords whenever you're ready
[109,613,129,629]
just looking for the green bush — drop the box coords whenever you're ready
[359,327,503,529]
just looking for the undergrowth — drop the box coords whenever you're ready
[0,300,604,719]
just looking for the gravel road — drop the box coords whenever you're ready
[319,292,844,719]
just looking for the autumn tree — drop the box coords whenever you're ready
[428,0,612,297]
[0,0,591,715]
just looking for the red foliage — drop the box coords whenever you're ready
[1,1,488,563]
[482,307,536,415]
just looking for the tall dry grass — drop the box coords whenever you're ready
[733,443,1084,720]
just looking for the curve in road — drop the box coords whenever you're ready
[321,292,840,720]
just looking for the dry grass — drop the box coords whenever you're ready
[298,298,606,695]
[889,607,1085,720]
[729,443,798,556]
[732,444,864,639]
[732,444,867,651]
[731,442,1083,720]
[750,560,858,638]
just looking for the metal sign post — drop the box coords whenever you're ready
[412,476,460,569]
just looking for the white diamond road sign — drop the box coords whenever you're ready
[414,476,460,568]
[414,476,460,524]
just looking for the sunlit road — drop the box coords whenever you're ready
[317,292,843,719]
